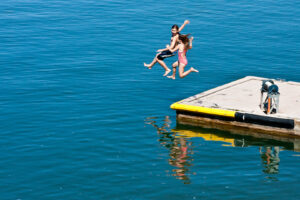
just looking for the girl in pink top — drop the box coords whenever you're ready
[167,34,198,79]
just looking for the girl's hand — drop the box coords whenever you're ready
[184,20,190,24]
[166,44,170,48]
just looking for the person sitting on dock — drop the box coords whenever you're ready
[167,34,198,79]
[144,20,190,76]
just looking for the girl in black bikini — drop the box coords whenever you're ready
[144,20,190,76]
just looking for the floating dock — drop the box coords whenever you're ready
[171,76,300,138]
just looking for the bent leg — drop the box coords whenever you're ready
[167,61,178,79]
[178,63,198,78]
[157,59,171,76]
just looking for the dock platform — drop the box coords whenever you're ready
[171,76,300,138]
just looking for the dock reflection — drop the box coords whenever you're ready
[173,125,288,176]
[145,116,300,182]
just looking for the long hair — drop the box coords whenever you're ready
[179,34,191,50]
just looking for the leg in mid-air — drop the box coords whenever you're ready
[144,53,160,69]
[167,61,178,80]
[157,59,171,76]
[178,63,198,78]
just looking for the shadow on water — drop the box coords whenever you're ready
[145,116,300,184]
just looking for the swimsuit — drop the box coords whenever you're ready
[178,49,187,65]
[157,50,176,60]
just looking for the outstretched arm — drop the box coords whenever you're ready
[178,20,190,32]
[189,36,193,49]
[157,38,178,52]
[157,45,169,52]
[168,44,180,53]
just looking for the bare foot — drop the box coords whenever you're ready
[167,75,175,80]
[163,69,171,76]
[190,67,199,73]
[144,63,152,69]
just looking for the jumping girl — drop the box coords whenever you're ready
[167,34,198,79]
[144,20,190,76]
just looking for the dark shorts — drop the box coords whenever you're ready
[157,50,176,60]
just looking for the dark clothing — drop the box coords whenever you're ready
[157,50,176,60]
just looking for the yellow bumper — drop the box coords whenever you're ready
[170,102,236,118]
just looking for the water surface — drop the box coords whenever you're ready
[1,0,300,199]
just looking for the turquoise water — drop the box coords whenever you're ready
[1,0,300,199]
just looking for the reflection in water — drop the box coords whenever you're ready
[260,146,280,174]
[173,128,236,147]
[175,125,286,177]
[168,136,192,184]
[146,116,298,182]
[145,116,193,184]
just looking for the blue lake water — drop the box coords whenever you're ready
[1,0,300,199]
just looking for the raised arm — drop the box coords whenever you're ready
[178,20,190,32]
[189,36,193,49]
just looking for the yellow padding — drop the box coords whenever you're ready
[170,102,236,118]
